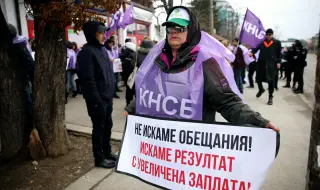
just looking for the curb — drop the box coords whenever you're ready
[298,94,314,111]
[64,168,114,190]
[66,123,123,141]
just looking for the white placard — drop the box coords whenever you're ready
[113,58,122,73]
[116,115,278,190]
[66,58,70,70]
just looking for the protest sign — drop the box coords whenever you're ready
[116,115,278,190]
[113,58,122,73]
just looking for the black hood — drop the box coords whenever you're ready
[164,6,201,49]
[83,21,106,47]
[140,39,154,49]
[7,23,17,39]
[295,40,302,48]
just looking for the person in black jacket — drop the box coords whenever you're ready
[77,21,117,169]
[292,40,308,94]
[283,44,295,88]
[120,42,137,106]
[8,23,34,109]
[251,29,282,105]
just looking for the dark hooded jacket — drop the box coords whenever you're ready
[8,24,35,85]
[120,45,137,81]
[77,21,114,106]
[125,6,269,128]
[137,39,154,68]
[293,40,308,69]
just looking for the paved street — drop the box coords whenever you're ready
[65,77,313,189]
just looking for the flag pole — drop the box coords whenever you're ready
[239,8,248,43]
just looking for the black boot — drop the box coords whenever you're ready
[72,91,78,98]
[105,152,118,162]
[268,97,273,105]
[256,89,265,98]
[294,89,304,94]
[283,84,290,88]
[95,159,116,169]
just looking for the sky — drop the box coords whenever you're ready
[227,0,320,40]
[156,0,320,40]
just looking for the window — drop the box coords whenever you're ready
[137,23,148,36]
[127,23,136,35]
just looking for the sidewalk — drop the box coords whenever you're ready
[65,79,312,190]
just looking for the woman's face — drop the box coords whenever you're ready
[167,26,188,50]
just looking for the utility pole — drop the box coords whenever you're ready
[209,0,214,35]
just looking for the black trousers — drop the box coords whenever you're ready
[280,63,286,78]
[126,84,135,106]
[86,99,113,163]
[295,67,304,90]
[248,61,256,87]
[285,67,294,85]
[258,81,274,98]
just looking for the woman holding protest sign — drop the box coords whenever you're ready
[124,6,279,132]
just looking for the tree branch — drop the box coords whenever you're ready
[160,0,169,13]
[154,5,165,10]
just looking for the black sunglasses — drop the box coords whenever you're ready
[166,26,188,34]
[266,33,273,36]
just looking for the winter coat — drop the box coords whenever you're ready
[67,48,77,71]
[232,46,246,69]
[293,41,308,69]
[125,6,269,128]
[120,46,136,81]
[11,35,35,85]
[77,21,114,105]
[252,38,282,83]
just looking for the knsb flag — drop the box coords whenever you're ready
[239,9,265,48]
[106,10,122,37]
[106,4,135,37]
[116,115,279,190]
[119,4,134,28]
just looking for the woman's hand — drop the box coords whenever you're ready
[265,122,280,132]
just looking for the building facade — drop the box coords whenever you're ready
[1,0,29,37]
[1,0,165,47]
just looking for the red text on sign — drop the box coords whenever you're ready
[140,141,172,162]
[135,157,186,185]
[174,150,235,172]
[189,172,251,190]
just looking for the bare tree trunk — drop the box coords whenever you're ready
[0,8,28,161]
[32,16,69,157]
[306,29,320,190]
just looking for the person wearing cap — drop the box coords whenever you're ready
[251,28,282,105]
[77,21,117,169]
[124,6,279,132]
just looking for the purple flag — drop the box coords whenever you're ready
[239,9,266,48]
[119,4,134,28]
[106,10,122,37]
